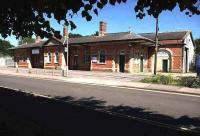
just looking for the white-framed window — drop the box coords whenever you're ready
[48,52,51,63]
[54,51,59,63]
[98,50,106,64]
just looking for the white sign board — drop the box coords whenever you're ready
[32,49,39,54]
[92,56,97,63]
[44,56,49,63]
[64,47,68,52]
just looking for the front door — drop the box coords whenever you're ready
[140,56,144,72]
[32,54,40,68]
[73,55,79,69]
[185,48,188,73]
[162,60,168,72]
[119,55,125,72]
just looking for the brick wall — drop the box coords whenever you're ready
[159,45,183,73]
[69,46,90,70]
[14,48,29,68]
[89,43,149,73]
[44,46,63,69]
[13,41,184,73]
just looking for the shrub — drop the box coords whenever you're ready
[141,74,174,85]
[159,74,174,85]
[141,75,200,88]
[178,77,200,88]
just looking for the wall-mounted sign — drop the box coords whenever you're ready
[44,56,49,63]
[32,49,39,54]
[92,56,97,63]
[64,47,68,52]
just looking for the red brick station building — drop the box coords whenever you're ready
[11,21,195,73]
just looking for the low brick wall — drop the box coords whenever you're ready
[0,67,63,77]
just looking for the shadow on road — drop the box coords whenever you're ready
[56,96,200,132]
[0,87,199,136]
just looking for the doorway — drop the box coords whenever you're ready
[162,59,168,72]
[32,55,39,68]
[73,55,79,69]
[185,48,188,73]
[119,55,125,72]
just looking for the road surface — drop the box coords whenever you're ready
[0,74,199,119]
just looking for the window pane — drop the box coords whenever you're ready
[48,52,51,63]
[55,52,59,63]
[99,50,105,63]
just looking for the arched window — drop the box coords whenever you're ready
[54,52,59,63]
[48,52,51,63]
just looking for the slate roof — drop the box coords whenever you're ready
[139,31,190,41]
[11,31,190,50]
[10,41,47,49]
[65,32,154,45]
[11,32,154,49]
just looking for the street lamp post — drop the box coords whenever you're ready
[154,17,159,75]
[63,25,69,77]
[66,32,69,77]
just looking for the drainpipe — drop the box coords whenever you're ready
[182,41,185,73]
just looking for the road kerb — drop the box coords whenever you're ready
[0,72,200,97]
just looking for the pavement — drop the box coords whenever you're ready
[0,68,199,96]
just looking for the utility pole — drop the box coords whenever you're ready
[154,17,159,75]
[66,30,69,77]
[63,25,69,77]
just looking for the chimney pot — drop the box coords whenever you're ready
[35,36,42,43]
[63,25,68,38]
[99,21,107,36]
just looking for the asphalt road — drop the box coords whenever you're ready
[0,74,199,119]
[1,87,196,136]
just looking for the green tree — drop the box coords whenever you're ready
[18,37,35,45]
[90,31,99,36]
[68,33,82,38]
[0,39,14,56]
[0,0,199,39]
[195,38,200,55]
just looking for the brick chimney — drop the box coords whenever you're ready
[99,21,107,36]
[35,36,42,43]
[63,25,68,38]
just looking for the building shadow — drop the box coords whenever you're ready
[55,96,200,132]
[0,87,199,136]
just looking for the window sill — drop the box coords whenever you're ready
[97,62,106,65]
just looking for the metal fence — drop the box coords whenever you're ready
[0,56,14,67]
[0,67,64,77]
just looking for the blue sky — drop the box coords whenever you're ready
[3,0,200,46]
